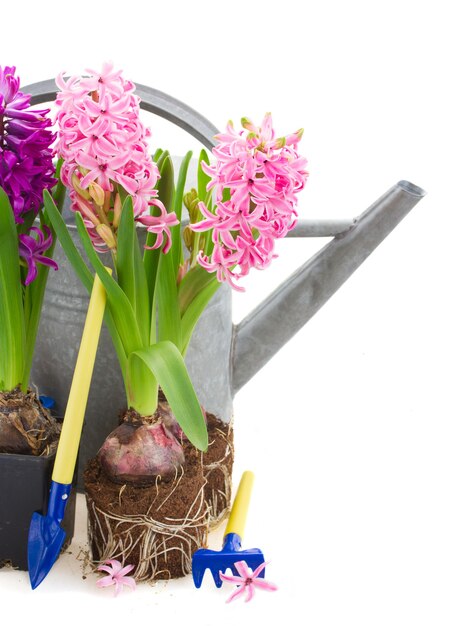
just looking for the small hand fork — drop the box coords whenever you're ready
[192,470,265,588]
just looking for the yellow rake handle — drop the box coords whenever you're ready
[224,470,255,540]
[52,272,108,485]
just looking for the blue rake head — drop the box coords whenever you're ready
[192,532,265,588]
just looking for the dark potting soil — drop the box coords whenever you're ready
[84,409,234,581]
[0,388,60,455]
[84,435,208,581]
[203,413,234,528]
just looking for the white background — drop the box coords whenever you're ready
[1,0,454,624]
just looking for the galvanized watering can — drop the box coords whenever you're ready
[26,81,426,484]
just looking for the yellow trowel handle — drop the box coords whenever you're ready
[224,470,255,540]
[52,272,108,485]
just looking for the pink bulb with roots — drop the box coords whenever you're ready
[98,420,185,484]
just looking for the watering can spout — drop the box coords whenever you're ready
[231,180,426,394]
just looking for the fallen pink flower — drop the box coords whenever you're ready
[220,560,278,603]
[96,559,136,596]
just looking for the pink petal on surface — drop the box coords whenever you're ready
[105,559,124,571]
[96,577,115,588]
[219,571,245,585]
[245,583,255,603]
[113,582,122,597]
[96,565,114,575]
[233,560,251,578]
[120,577,137,591]
[253,579,278,592]
[252,560,269,578]
[117,564,135,578]
[226,584,247,604]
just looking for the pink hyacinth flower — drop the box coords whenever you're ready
[190,114,308,290]
[219,560,278,603]
[96,559,136,597]
[137,201,179,254]
[55,64,176,254]
[197,245,244,291]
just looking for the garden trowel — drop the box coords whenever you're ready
[28,272,108,589]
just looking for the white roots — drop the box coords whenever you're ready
[204,425,234,529]
[86,466,209,582]
[86,423,234,582]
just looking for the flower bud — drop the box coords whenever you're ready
[176,261,190,285]
[183,225,194,251]
[89,182,105,207]
[272,137,286,149]
[96,224,117,249]
[113,193,122,228]
[241,117,258,133]
[75,197,100,226]
[285,128,304,146]
[246,132,260,148]
[183,188,198,211]
[72,173,91,200]
[188,198,202,223]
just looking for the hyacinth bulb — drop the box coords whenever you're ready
[158,398,207,442]
[0,388,60,455]
[98,420,185,485]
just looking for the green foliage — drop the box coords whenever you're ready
[129,341,208,451]
[0,188,25,390]
[117,197,150,344]
[45,151,222,446]
[0,171,68,392]
[171,151,193,272]
[197,149,211,203]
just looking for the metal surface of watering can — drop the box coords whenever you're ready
[26,80,426,486]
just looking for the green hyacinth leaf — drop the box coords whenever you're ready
[0,187,25,390]
[75,212,143,356]
[117,196,150,344]
[129,341,208,451]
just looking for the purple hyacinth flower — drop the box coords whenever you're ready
[18,226,58,285]
[0,65,56,222]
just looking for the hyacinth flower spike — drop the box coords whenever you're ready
[188,114,309,292]
[0,65,61,402]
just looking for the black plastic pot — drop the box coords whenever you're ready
[0,451,76,570]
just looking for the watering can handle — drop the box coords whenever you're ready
[25,79,219,151]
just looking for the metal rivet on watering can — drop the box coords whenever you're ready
[25,80,426,487]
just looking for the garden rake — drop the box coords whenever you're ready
[192,470,265,588]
